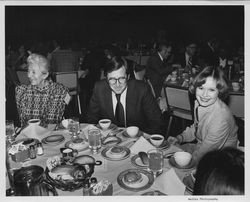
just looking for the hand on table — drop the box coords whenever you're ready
[167,136,180,145]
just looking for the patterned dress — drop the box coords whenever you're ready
[15,80,69,126]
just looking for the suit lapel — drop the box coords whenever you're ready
[104,83,115,120]
[126,81,135,124]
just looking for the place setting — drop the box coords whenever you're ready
[42,134,65,146]
[101,145,131,161]
[168,151,196,170]
[117,168,154,192]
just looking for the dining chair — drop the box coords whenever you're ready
[54,71,82,115]
[164,85,194,138]
[16,71,29,85]
[146,79,156,98]
[227,94,244,119]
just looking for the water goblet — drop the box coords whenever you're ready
[88,129,101,154]
[147,149,164,178]
[68,117,80,140]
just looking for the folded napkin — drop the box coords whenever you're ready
[129,136,156,154]
[154,168,186,195]
[18,124,52,141]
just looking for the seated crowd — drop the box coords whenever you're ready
[5,36,244,195]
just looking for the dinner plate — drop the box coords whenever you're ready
[101,136,122,147]
[117,168,154,192]
[10,138,39,147]
[131,154,148,169]
[121,130,144,139]
[141,190,166,195]
[169,156,196,170]
[65,138,89,152]
[96,123,118,131]
[42,134,65,146]
[183,174,195,194]
[101,146,130,161]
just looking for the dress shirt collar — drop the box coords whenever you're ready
[185,52,190,66]
[158,52,164,62]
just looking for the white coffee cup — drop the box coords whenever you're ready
[126,126,139,138]
[98,119,111,130]
[174,151,192,167]
[150,134,164,147]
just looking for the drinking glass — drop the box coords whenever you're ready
[88,129,101,154]
[68,117,80,140]
[6,120,15,144]
[147,149,164,178]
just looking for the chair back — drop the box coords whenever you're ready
[228,94,244,118]
[146,79,156,98]
[164,86,192,111]
[16,71,29,85]
[54,71,78,95]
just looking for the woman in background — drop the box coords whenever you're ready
[15,53,70,126]
[167,66,238,164]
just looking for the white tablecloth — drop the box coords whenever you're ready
[7,124,194,196]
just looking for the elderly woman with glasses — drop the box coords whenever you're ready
[167,66,238,164]
[87,56,164,135]
[15,53,70,127]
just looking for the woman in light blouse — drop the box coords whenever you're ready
[167,66,238,164]
[15,53,70,126]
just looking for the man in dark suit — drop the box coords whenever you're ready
[200,38,220,66]
[87,56,164,135]
[174,41,199,71]
[145,42,173,99]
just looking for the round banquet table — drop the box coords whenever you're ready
[6,124,194,196]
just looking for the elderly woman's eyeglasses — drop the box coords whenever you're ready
[108,77,127,85]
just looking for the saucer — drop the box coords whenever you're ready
[150,140,170,150]
[169,156,196,170]
[131,154,148,169]
[122,130,144,139]
[42,134,65,146]
[117,168,154,192]
[96,123,118,131]
[65,138,89,152]
[101,146,130,161]
[141,190,166,195]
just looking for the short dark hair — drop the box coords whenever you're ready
[193,147,244,195]
[157,42,172,52]
[189,66,229,100]
[104,56,125,77]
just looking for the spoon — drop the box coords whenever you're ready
[138,152,149,165]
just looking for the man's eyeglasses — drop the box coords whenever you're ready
[108,77,127,85]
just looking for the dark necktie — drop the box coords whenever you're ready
[115,94,125,127]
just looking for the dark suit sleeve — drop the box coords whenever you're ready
[141,84,165,135]
[147,56,172,76]
[86,82,101,124]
